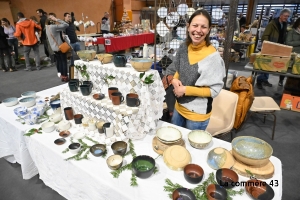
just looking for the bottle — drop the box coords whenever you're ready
[143,43,148,58]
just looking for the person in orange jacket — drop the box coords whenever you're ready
[14,12,42,71]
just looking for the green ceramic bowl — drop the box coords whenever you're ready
[132,155,155,179]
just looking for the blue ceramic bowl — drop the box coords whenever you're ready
[23,114,38,125]
[50,99,61,110]
[21,91,36,98]
[14,107,28,117]
[2,97,19,107]
[19,97,36,108]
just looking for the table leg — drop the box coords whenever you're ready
[252,71,258,86]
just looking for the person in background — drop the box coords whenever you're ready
[239,13,246,28]
[14,12,42,71]
[257,8,291,89]
[250,16,259,28]
[64,12,80,66]
[29,16,41,44]
[70,12,80,31]
[36,9,49,60]
[101,12,110,34]
[285,18,300,54]
[171,9,225,130]
[0,25,15,72]
[1,18,19,65]
[45,14,69,82]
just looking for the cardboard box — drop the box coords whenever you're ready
[280,93,293,110]
[261,41,292,57]
[253,53,290,73]
[292,55,300,75]
[292,96,300,112]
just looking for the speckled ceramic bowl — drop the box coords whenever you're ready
[13,106,28,117]
[188,130,212,149]
[21,91,36,98]
[232,136,273,166]
[19,97,36,108]
[130,58,153,72]
[2,97,19,107]
[207,147,235,170]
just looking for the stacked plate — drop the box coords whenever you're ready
[156,126,182,144]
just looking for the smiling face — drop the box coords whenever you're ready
[187,14,210,46]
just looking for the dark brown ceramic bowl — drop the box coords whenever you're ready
[93,93,105,100]
[111,141,127,156]
[216,168,239,189]
[172,188,196,200]
[206,184,227,200]
[59,130,70,138]
[90,144,106,157]
[245,179,274,200]
[183,164,204,184]
[54,138,66,145]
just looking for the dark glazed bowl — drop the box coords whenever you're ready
[49,99,61,110]
[245,179,275,200]
[90,144,106,157]
[183,164,204,184]
[172,188,196,200]
[54,138,66,145]
[132,155,155,179]
[206,184,227,200]
[93,93,105,100]
[59,130,70,138]
[111,141,127,156]
[216,168,239,189]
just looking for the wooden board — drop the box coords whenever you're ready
[230,151,274,179]
[152,136,185,155]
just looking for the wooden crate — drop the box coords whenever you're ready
[261,41,292,57]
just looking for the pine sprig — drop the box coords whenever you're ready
[153,166,159,174]
[24,128,42,136]
[101,150,107,158]
[111,163,132,178]
[62,148,69,153]
[123,139,136,158]
[85,136,99,144]
[130,173,138,187]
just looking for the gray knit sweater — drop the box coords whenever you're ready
[174,43,225,114]
[45,19,69,52]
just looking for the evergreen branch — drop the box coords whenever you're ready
[110,163,132,178]
[153,166,159,174]
[130,173,138,187]
[24,128,42,137]
[62,148,69,153]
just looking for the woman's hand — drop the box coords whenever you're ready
[173,85,186,98]
[171,78,182,88]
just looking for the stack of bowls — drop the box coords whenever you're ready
[2,97,18,107]
[156,126,182,145]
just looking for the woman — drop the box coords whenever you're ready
[101,12,110,34]
[1,18,19,65]
[0,25,14,72]
[171,9,225,130]
[285,18,300,53]
[45,14,69,82]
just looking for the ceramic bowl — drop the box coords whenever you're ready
[207,147,235,170]
[23,114,38,125]
[13,106,28,117]
[36,99,46,108]
[2,97,18,107]
[30,106,45,117]
[90,144,106,157]
[232,136,273,166]
[49,113,63,123]
[183,164,204,184]
[188,130,212,149]
[106,155,123,170]
[130,58,153,72]
[21,91,36,98]
[93,93,105,100]
[132,155,155,179]
[163,145,191,171]
[49,99,61,110]
[73,132,86,140]
[96,53,113,64]
[41,122,55,133]
[172,188,196,200]
[68,143,81,154]
[245,179,275,200]
[216,168,239,189]
[77,50,97,61]
[111,141,127,156]
[206,184,227,200]
[156,126,182,143]
[57,120,71,131]
[19,97,36,108]
[59,130,70,138]
[54,138,66,145]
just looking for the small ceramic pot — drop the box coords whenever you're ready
[113,54,127,67]
[103,122,114,138]
[58,120,71,131]
[64,107,74,120]
[74,114,83,124]
[111,92,124,105]
[126,93,140,107]
[80,85,92,96]
[41,122,56,133]
[68,143,81,154]
[108,87,118,100]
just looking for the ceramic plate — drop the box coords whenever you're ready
[163,145,191,171]
[177,4,188,16]
[73,132,86,140]
[157,7,168,18]
[166,12,180,28]
[187,7,195,18]
[156,126,182,142]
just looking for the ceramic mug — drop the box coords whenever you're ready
[82,117,89,128]
[64,107,74,120]
[69,82,79,92]
[126,93,140,107]
[102,122,114,138]
[74,114,83,124]
[108,87,118,100]
[111,92,124,105]
[80,85,92,96]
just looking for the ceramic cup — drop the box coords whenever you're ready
[102,122,114,138]
[80,85,92,96]
[82,117,89,128]
[111,92,124,105]
[69,79,81,86]
[74,114,83,124]
[108,87,118,100]
[64,107,74,120]
[88,119,97,131]
[68,82,79,92]
[126,93,140,107]
[82,81,93,92]
[96,121,105,133]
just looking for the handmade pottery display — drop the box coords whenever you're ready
[19,97,36,108]
[54,138,66,145]
[126,93,140,107]
[30,106,45,117]
[2,97,19,107]
[245,179,275,200]
[188,130,212,149]
[113,54,127,67]
[49,99,61,112]
[106,155,123,170]
[41,122,56,133]
[163,145,191,171]
[96,53,113,64]
[90,144,106,157]
[216,168,239,189]
[59,130,70,138]
[206,184,227,200]
[172,188,196,200]
[132,155,155,179]
[156,126,182,144]
[21,91,36,98]
[13,107,28,117]
[207,148,235,170]
[111,141,127,156]
[74,114,83,124]
[111,92,124,105]
[57,120,71,131]
[68,143,81,154]
[64,107,74,120]
[108,87,118,100]
[232,136,273,167]
[49,113,62,123]
[183,164,204,184]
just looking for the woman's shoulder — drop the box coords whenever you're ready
[204,44,217,54]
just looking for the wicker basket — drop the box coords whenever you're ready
[130,58,153,72]
[96,54,113,64]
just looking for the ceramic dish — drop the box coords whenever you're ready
[106,155,123,170]
[130,58,153,72]
[245,179,275,200]
[93,93,105,100]
[156,126,182,143]
[232,136,273,166]
[96,53,113,64]
[54,138,66,145]
[19,97,36,108]
[21,91,36,98]
[90,144,106,157]
[216,168,239,189]
[188,130,212,149]
[132,155,156,179]
[163,145,191,171]
[41,122,55,133]
[23,114,38,125]
[207,147,235,170]
[13,106,28,117]
[73,132,86,140]
[59,130,70,138]
[2,97,18,107]
[68,143,81,154]
[172,188,196,200]
[206,184,227,200]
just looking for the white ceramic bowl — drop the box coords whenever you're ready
[21,91,36,98]
[49,113,62,123]
[156,126,182,143]
[13,106,28,117]
[41,122,56,133]
[73,132,86,140]
[2,97,19,107]
[23,114,38,125]
[58,120,71,131]
[19,97,36,108]
[188,130,212,149]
